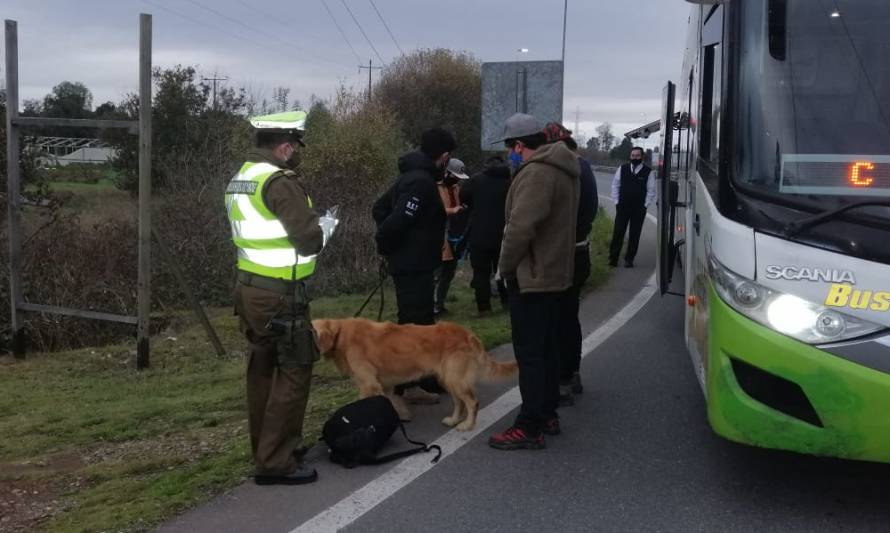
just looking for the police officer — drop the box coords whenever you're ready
[226,111,337,485]
[609,146,655,268]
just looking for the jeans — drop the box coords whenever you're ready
[434,259,458,313]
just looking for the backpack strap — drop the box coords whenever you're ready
[363,421,442,466]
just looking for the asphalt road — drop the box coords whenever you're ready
[160,173,890,533]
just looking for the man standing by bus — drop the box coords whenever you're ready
[609,146,655,268]
[489,113,580,450]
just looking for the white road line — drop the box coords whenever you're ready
[291,275,659,532]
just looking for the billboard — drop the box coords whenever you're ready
[480,60,564,151]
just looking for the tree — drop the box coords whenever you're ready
[95,101,117,117]
[42,81,93,119]
[375,49,483,168]
[595,122,615,153]
[109,65,251,191]
[272,87,290,112]
[609,136,634,161]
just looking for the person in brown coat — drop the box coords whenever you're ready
[488,113,580,451]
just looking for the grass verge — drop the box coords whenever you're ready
[0,211,612,532]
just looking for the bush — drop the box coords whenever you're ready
[300,88,408,295]
[375,49,483,169]
[0,212,139,352]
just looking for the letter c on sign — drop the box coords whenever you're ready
[850,161,875,187]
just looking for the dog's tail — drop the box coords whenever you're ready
[470,334,518,381]
[484,358,519,380]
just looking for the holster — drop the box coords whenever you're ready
[258,276,318,368]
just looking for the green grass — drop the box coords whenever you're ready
[45,178,117,192]
[0,211,612,533]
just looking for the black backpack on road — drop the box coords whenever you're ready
[321,395,442,468]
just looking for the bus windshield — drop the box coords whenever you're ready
[736,0,890,210]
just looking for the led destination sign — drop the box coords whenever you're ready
[780,154,890,197]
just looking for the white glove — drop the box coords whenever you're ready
[318,204,340,246]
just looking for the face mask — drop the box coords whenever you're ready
[630,157,642,165]
[508,150,523,170]
[444,176,459,187]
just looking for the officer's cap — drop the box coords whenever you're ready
[250,111,307,146]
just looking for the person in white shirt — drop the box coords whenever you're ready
[608,147,655,267]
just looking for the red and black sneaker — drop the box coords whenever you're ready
[488,426,545,450]
[543,417,561,436]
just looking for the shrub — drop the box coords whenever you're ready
[375,49,483,169]
[300,88,408,295]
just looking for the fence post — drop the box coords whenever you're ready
[136,13,152,369]
[5,20,25,358]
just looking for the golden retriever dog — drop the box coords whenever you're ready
[313,317,517,431]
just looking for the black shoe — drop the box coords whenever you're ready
[558,384,575,407]
[624,260,634,268]
[292,446,310,461]
[570,371,583,394]
[255,464,318,486]
[543,417,561,436]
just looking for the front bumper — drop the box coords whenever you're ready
[706,284,890,462]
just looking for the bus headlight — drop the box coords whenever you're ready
[708,255,884,344]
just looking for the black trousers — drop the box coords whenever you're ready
[508,283,562,435]
[609,204,647,263]
[559,247,591,382]
[434,259,458,312]
[392,271,442,393]
[392,271,435,326]
[469,246,508,312]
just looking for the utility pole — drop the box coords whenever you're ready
[358,59,382,102]
[201,74,228,111]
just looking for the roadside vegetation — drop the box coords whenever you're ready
[1,45,617,532]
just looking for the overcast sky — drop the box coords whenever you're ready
[1,0,690,145]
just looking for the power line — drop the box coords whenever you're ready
[140,0,281,57]
[320,0,363,63]
[367,0,404,56]
[231,0,354,67]
[339,0,386,66]
[182,0,349,69]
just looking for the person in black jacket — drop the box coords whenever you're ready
[459,155,511,315]
[372,127,455,402]
[543,122,598,406]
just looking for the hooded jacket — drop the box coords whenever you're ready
[499,141,581,293]
[459,162,511,251]
[372,151,447,274]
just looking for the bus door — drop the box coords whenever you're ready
[657,81,678,295]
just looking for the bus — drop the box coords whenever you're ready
[656,0,890,462]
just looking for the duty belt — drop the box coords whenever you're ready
[237,270,307,299]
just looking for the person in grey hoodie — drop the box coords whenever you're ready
[488,113,580,451]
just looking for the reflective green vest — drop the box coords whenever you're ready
[225,161,317,280]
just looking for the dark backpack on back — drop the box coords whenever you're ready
[321,395,442,468]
